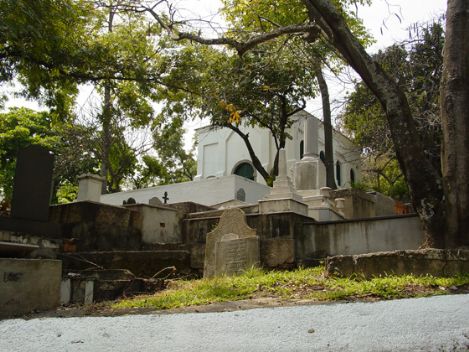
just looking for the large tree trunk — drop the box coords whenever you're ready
[440,0,469,248]
[303,0,445,246]
[100,4,115,194]
[100,84,112,193]
[316,68,337,189]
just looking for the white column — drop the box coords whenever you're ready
[303,116,319,159]
[278,148,287,180]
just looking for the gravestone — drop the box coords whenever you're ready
[11,145,54,222]
[149,197,162,206]
[203,208,259,278]
[236,188,246,201]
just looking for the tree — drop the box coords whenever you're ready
[316,68,337,189]
[0,107,99,203]
[158,0,467,248]
[340,21,445,199]
[0,108,58,201]
[439,0,469,248]
[195,41,317,184]
[151,114,196,184]
[147,0,369,185]
[301,0,467,248]
[0,0,183,193]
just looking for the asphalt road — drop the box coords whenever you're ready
[1,294,468,352]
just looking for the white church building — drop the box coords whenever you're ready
[195,110,360,187]
[101,110,361,207]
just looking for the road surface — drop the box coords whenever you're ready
[1,294,468,351]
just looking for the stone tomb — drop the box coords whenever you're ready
[204,208,259,278]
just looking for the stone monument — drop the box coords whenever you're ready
[259,148,308,216]
[76,174,104,202]
[11,145,54,222]
[204,208,259,278]
[293,116,326,190]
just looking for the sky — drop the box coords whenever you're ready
[2,0,448,149]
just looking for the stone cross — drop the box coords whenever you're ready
[162,191,169,204]
[203,208,259,278]
[303,116,319,159]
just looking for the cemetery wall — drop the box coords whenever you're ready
[0,259,61,317]
[184,212,310,271]
[329,188,396,219]
[326,249,469,278]
[49,201,142,251]
[297,214,423,262]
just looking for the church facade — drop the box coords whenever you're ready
[195,110,361,188]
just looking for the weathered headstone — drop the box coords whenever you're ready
[11,145,54,222]
[149,197,162,206]
[204,208,259,278]
[236,188,246,201]
[126,197,136,205]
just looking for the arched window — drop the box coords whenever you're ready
[336,161,342,186]
[300,140,304,159]
[233,162,255,181]
[350,168,356,185]
[319,151,325,164]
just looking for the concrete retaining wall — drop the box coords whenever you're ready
[297,215,423,262]
[326,249,469,278]
[0,258,61,318]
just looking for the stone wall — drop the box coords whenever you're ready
[297,215,423,263]
[50,201,142,251]
[184,212,310,271]
[329,189,396,219]
[125,204,183,244]
[326,249,469,278]
[0,258,61,317]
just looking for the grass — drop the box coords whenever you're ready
[112,266,469,311]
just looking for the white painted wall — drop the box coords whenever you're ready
[125,204,182,244]
[195,111,361,187]
[100,175,270,207]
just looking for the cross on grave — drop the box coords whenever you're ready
[162,191,169,204]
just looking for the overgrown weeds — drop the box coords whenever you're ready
[113,266,469,310]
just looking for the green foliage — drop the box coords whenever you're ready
[113,266,469,310]
[0,107,100,202]
[55,181,78,204]
[0,108,59,200]
[340,21,445,199]
[132,114,196,188]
